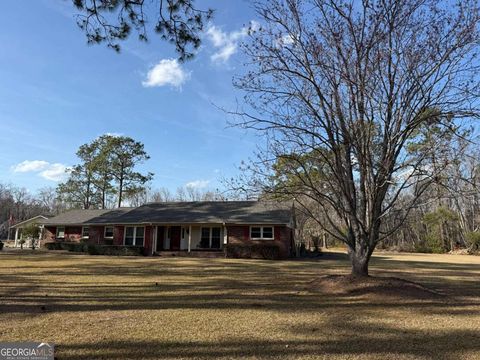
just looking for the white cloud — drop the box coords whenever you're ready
[40,163,69,181]
[185,180,210,189]
[205,22,259,63]
[277,33,295,47]
[12,160,49,173]
[142,59,190,88]
[11,160,69,182]
[104,132,123,138]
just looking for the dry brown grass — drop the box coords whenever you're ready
[1,249,480,360]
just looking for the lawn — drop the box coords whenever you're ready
[1,250,480,360]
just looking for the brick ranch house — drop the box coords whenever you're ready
[40,201,295,258]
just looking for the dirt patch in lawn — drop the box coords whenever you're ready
[307,275,444,299]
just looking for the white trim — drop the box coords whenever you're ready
[123,226,145,246]
[104,226,114,239]
[14,228,19,247]
[10,215,49,229]
[188,225,192,252]
[56,226,65,239]
[81,226,90,239]
[152,226,157,254]
[250,226,274,240]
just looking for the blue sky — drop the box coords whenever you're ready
[0,0,260,194]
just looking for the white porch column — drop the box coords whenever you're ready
[188,225,192,252]
[14,228,19,247]
[223,225,228,245]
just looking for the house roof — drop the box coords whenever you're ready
[11,215,51,228]
[41,209,131,226]
[88,201,292,225]
[41,201,292,226]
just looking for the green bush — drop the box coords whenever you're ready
[414,234,444,254]
[224,244,281,260]
[46,242,145,256]
[0,241,3,251]
[45,242,87,252]
[45,242,61,250]
[466,231,480,251]
[87,245,145,256]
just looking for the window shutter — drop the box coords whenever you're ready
[274,226,280,241]
[244,226,249,240]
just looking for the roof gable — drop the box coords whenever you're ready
[11,215,50,228]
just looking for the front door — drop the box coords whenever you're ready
[170,226,181,250]
[156,226,165,251]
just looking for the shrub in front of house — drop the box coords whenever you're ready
[224,244,281,260]
[45,242,88,252]
[46,242,145,256]
[0,241,3,251]
[86,244,145,256]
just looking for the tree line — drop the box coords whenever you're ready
[0,184,63,239]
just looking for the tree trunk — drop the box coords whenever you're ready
[118,175,123,208]
[350,251,370,277]
[348,237,374,277]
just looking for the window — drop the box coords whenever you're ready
[200,227,222,249]
[135,227,144,246]
[250,226,274,240]
[211,227,221,248]
[82,226,89,239]
[104,226,114,239]
[124,226,144,246]
[251,227,262,238]
[56,226,65,239]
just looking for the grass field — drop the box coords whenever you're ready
[1,249,480,360]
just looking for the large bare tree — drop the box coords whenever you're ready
[233,0,480,276]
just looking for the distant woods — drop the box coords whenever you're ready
[0,184,63,239]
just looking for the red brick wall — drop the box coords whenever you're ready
[88,226,104,244]
[226,225,292,258]
[113,226,124,245]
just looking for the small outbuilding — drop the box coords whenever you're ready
[10,215,50,248]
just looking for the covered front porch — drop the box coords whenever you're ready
[152,224,226,253]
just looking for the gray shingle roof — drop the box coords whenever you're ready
[41,209,130,226]
[89,201,292,225]
[40,202,292,226]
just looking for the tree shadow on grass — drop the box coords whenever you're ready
[1,253,480,315]
[57,324,480,360]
